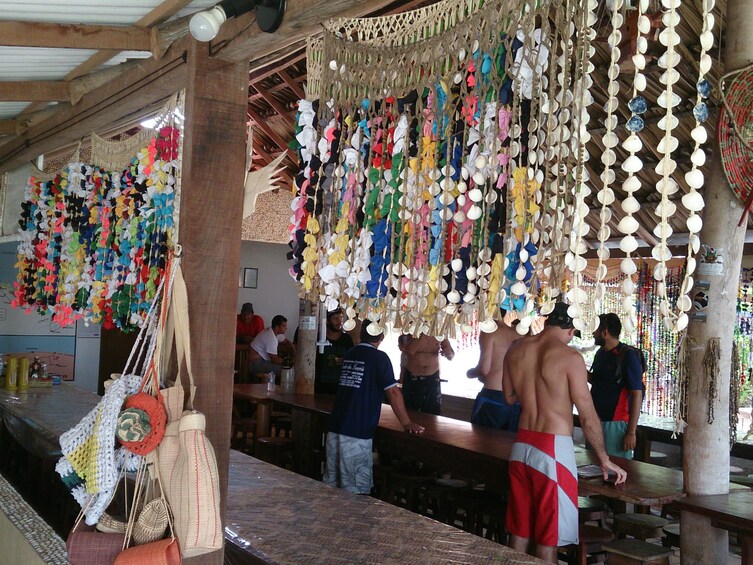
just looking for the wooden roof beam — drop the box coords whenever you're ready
[0,38,189,173]
[0,21,156,54]
[277,69,305,100]
[247,107,297,161]
[0,120,18,136]
[252,86,292,119]
[0,81,71,102]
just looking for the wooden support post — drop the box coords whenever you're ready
[682,1,753,563]
[179,38,248,565]
[296,301,317,395]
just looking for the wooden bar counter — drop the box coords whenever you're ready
[233,384,741,506]
[225,449,544,564]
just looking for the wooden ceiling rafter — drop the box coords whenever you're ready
[247,107,297,162]
[0,20,156,53]
[277,69,305,100]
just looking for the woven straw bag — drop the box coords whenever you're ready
[96,513,127,534]
[156,263,223,557]
[132,497,169,545]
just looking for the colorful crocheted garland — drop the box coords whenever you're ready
[13,127,179,331]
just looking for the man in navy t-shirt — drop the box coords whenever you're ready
[324,320,424,494]
[589,313,644,459]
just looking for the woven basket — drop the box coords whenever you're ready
[719,65,753,205]
[96,513,127,534]
[132,498,169,545]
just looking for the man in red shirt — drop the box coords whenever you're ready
[236,303,264,345]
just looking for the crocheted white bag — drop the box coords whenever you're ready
[57,273,169,525]
[57,374,142,525]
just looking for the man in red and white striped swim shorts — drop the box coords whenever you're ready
[502,302,627,563]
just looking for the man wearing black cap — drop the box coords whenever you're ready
[502,302,626,563]
[236,303,264,345]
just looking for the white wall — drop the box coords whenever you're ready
[237,241,300,339]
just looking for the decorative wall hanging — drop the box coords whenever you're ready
[719,63,753,217]
[290,0,712,337]
[290,0,597,336]
[12,105,182,331]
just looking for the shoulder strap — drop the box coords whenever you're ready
[614,344,631,385]
[171,261,197,408]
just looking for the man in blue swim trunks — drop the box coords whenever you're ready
[467,312,522,430]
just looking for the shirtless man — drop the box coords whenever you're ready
[502,302,627,563]
[398,333,454,415]
[467,311,522,430]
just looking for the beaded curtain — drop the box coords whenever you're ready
[290,0,599,337]
[737,268,753,408]
[12,125,180,331]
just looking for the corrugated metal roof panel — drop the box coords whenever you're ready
[0,0,215,25]
[1,0,164,25]
[0,102,32,120]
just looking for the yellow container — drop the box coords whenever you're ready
[5,356,17,391]
[17,357,29,391]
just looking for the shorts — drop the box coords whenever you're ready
[402,371,441,415]
[323,433,373,494]
[602,420,634,460]
[470,388,521,431]
[506,428,579,547]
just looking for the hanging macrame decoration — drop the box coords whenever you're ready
[13,103,182,331]
[289,0,596,336]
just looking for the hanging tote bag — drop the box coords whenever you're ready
[57,271,171,526]
[156,260,223,557]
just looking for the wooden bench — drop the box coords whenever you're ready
[613,513,669,541]
[601,539,673,564]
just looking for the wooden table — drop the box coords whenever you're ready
[673,491,753,565]
[225,449,545,564]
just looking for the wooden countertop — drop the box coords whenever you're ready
[226,449,545,564]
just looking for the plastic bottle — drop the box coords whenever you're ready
[267,372,276,392]
[18,357,29,391]
[5,356,17,391]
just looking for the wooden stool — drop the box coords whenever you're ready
[231,404,256,453]
[420,478,468,524]
[472,490,507,542]
[613,513,669,541]
[659,501,681,520]
[579,496,608,528]
[661,523,680,548]
[385,469,432,512]
[255,436,294,469]
[559,525,614,565]
[272,416,293,438]
[601,539,672,564]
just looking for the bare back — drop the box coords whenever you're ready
[469,322,521,390]
[503,327,589,436]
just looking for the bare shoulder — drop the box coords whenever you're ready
[559,345,587,375]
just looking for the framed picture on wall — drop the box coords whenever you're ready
[243,268,258,289]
